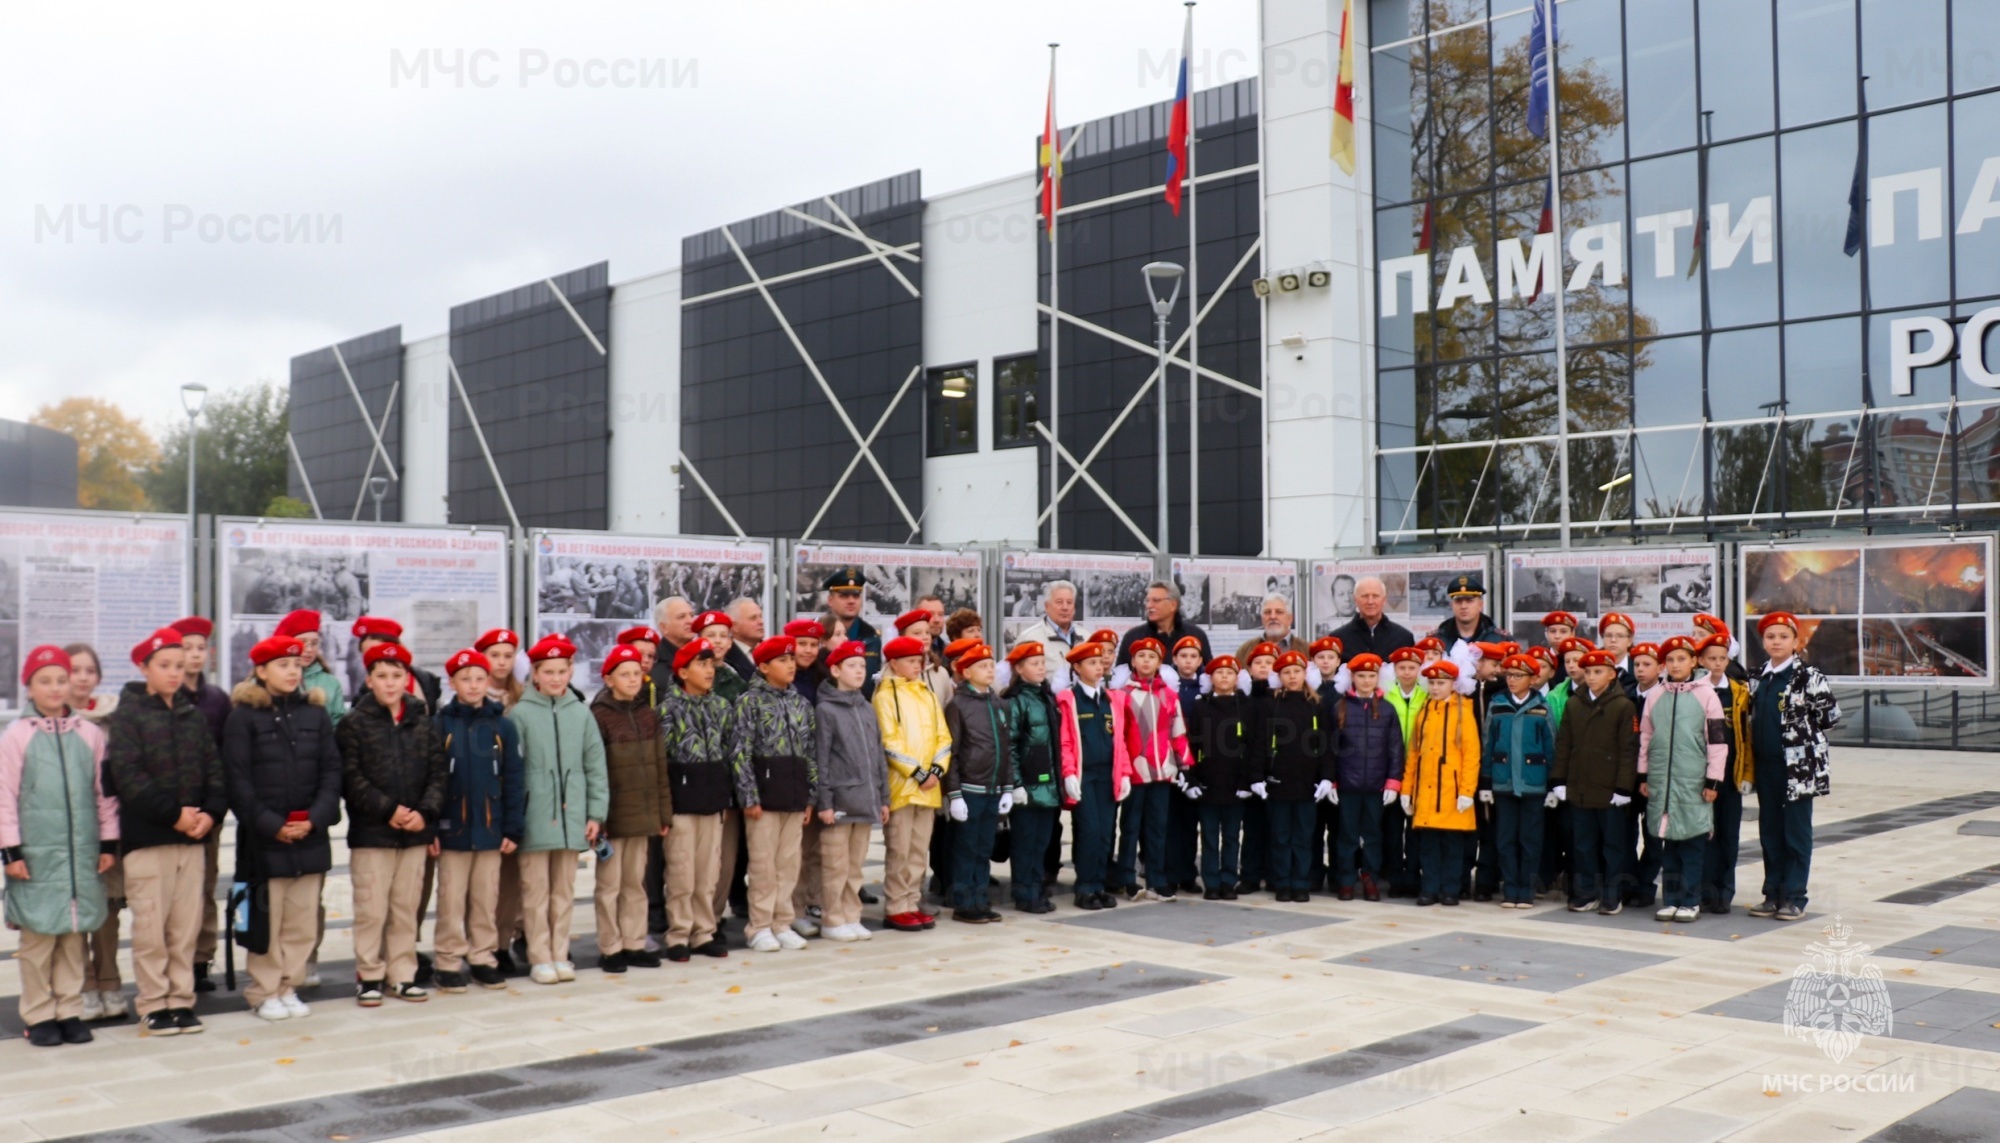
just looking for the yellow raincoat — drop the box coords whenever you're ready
[1402,692,1481,831]
[874,675,952,811]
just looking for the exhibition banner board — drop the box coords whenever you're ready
[1505,546,1719,648]
[0,509,189,713]
[791,543,984,637]
[218,519,509,692]
[1309,553,1489,638]
[997,549,1155,647]
[1171,556,1301,658]
[1740,535,1993,685]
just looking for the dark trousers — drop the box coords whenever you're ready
[1467,801,1499,895]
[1381,800,1415,892]
[951,793,1001,910]
[1239,799,1269,888]
[645,835,667,935]
[1334,793,1384,888]
[930,815,958,898]
[1010,805,1058,906]
[1267,800,1317,891]
[1624,792,1662,904]
[1536,802,1570,894]
[1167,789,1200,886]
[1417,829,1466,898]
[1115,782,1173,891]
[1569,806,1631,905]
[1493,793,1545,904]
[1044,815,1064,886]
[1757,788,1815,908]
[1198,802,1244,887]
[1660,836,1705,909]
[1310,800,1336,888]
[1701,782,1744,908]
[1072,775,1117,897]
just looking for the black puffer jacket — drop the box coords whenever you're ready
[224,680,344,880]
[101,681,227,852]
[335,691,448,849]
[1188,691,1265,804]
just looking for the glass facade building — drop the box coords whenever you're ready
[1371,0,2000,547]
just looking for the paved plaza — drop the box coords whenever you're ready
[6,745,2000,1141]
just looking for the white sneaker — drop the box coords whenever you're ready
[853,923,873,941]
[1134,887,1164,902]
[100,990,129,1019]
[280,991,310,1018]
[254,998,291,1022]
[302,966,322,989]
[748,928,781,953]
[530,963,561,985]
[643,933,664,954]
[555,961,577,982]
[1655,905,1677,922]
[823,924,861,943]
[81,990,105,1022]
[790,917,821,938]
[775,928,809,951]
[1673,906,1699,923]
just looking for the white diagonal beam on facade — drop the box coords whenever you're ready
[331,342,400,482]
[818,196,922,297]
[544,277,608,356]
[799,364,923,543]
[349,378,402,520]
[1042,305,1260,398]
[678,449,746,539]
[285,432,325,519]
[679,244,923,307]
[1049,162,1260,220]
[445,353,522,534]
[1033,422,1157,553]
[720,223,922,535]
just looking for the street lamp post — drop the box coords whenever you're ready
[1142,262,1185,553]
[369,475,389,522]
[180,383,208,603]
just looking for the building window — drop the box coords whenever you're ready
[927,364,978,456]
[993,353,1040,449]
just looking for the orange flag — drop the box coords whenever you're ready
[1331,0,1357,175]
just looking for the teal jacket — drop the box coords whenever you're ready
[1479,689,1555,796]
[0,713,116,935]
[303,661,348,725]
[507,687,609,852]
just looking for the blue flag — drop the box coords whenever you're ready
[1844,94,1869,257]
[1528,0,1557,139]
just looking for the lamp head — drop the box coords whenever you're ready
[1141,261,1184,317]
[180,382,208,417]
[369,475,390,500]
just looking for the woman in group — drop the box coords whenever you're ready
[63,642,129,1022]
[223,635,344,1020]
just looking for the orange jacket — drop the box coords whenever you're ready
[1401,693,1480,831]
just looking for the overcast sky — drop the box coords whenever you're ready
[0,0,1261,435]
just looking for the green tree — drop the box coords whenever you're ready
[30,397,158,510]
[264,495,313,518]
[144,381,292,517]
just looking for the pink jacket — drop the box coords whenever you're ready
[1109,675,1191,784]
[1055,685,1135,804]
[0,711,117,851]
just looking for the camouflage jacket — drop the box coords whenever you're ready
[657,688,736,768]
[728,676,818,807]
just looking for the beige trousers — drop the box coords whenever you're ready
[196,829,221,965]
[17,930,86,1025]
[667,814,722,949]
[434,850,503,971]
[124,844,206,1015]
[883,806,936,916]
[245,873,324,1005]
[818,822,873,930]
[744,810,804,935]
[518,849,580,966]
[85,864,124,992]
[349,846,427,986]
[711,809,741,917]
[791,817,824,919]
[593,836,652,956]
[495,849,523,946]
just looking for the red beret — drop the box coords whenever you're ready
[942,636,980,662]
[1694,633,1730,655]
[1630,642,1663,662]
[1693,613,1731,638]
[1557,637,1597,656]
[1387,647,1424,664]
[1475,642,1511,661]
[21,645,70,686]
[1247,641,1280,663]
[1758,611,1799,635]
[1006,641,1043,664]
[694,609,733,634]
[353,615,404,642]
[1578,650,1616,670]
[1527,645,1556,664]
[1274,650,1308,672]
[893,609,932,633]
[1064,642,1104,665]
[363,642,412,669]
[444,649,491,677]
[1659,635,1700,658]
[883,635,927,661]
[1501,654,1539,673]
[1089,629,1119,647]
[169,616,214,639]
[752,636,796,666]
[1309,636,1342,657]
[526,635,575,664]
[1172,635,1204,657]
[1421,660,1460,679]
[784,618,826,640]
[131,627,183,667]
[1347,653,1384,673]
[474,628,520,651]
[274,609,321,638]
[824,640,867,667]
[955,643,994,671]
[248,636,304,666]
[1599,612,1636,635]
[1541,611,1578,628]
[672,640,714,672]
[616,626,661,646]
[1206,655,1240,673]
[1414,637,1444,653]
[1129,637,1165,659]
[602,644,646,676]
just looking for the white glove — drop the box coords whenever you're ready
[1478,790,1494,805]
[1115,778,1131,802]
[1184,785,1204,800]
[1737,781,1753,796]
[1381,789,1398,806]
[948,796,969,823]
[1313,780,1335,803]
[1400,794,1413,816]
[1236,788,1253,799]
[1172,769,1189,790]
[1456,795,1475,812]
[1251,781,1269,800]
[1551,785,1566,803]
[1012,787,1028,804]
[997,792,1014,814]
[1544,791,1561,809]
[1063,775,1082,802]
[1609,792,1632,807]
[1161,761,1180,782]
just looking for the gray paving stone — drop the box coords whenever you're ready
[1876,924,2000,969]
[1738,791,2000,863]
[1881,864,2000,905]
[1956,820,2000,837]
[1052,900,1338,945]
[1530,903,1814,942]
[1866,1085,2000,1141]
[1330,931,1673,991]
[1701,979,2000,1048]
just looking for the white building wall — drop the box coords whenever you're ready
[399,332,451,525]
[919,172,1042,547]
[1260,0,1376,557]
[607,266,682,535]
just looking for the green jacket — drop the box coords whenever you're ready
[1384,683,1426,747]
[729,676,817,809]
[304,661,348,725]
[1639,678,1727,842]
[1544,680,1571,728]
[508,687,609,852]
[1006,683,1063,808]
[0,714,115,935]
[711,665,748,703]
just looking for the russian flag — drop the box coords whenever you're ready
[1164,10,1192,215]
[1528,178,1554,302]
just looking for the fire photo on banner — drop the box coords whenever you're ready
[1309,554,1488,638]
[0,509,189,713]
[532,532,771,690]
[997,550,1154,645]
[1171,557,1299,656]
[218,520,510,692]
[793,543,984,636]
[1506,547,1718,647]
[1741,536,1992,684]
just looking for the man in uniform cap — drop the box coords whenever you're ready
[1431,574,1510,657]
[818,567,881,698]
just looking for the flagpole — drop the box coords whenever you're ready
[1545,0,1571,550]
[1048,41,1062,550]
[1186,2,1201,557]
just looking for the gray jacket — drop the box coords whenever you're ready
[812,686,890,822]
